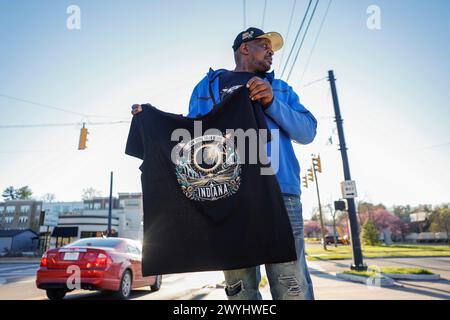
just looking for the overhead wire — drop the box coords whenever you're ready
[285,0,320,82]
[261,0,268,29]
[243,0,247,29]
[299,0,333,85]
[277,0,298,73]
[0,120,130,129]
[0,93,129,120]
[280,0,313,79]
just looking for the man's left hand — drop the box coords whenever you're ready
[246,77,273,107]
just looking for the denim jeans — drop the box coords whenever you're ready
[223,195,315,300]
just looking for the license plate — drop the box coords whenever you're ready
[63,252,79,260]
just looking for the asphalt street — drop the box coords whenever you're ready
[0,257,448,300]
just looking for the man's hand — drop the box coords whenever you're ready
[131,104,142,115]
[246,77,274,107]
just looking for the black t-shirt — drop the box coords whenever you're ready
[125,87,296,276]
[219,71,263,101]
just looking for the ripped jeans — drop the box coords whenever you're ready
[223,194,315,300]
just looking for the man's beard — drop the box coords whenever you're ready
[258,60,271,72]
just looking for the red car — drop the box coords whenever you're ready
[36,237,162,300]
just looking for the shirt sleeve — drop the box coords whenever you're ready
[125,115,144,160]
[264,84,317,145]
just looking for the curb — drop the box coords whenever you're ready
[383,273,441,280]
[336,273,396,287]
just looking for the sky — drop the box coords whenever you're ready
[0,0,449,219]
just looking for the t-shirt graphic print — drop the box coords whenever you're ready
[125,86,297,276]
[174,131,242,201]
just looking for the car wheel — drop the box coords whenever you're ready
[46,289,67,300]
[115,270,132,299]
[150,275,162,292]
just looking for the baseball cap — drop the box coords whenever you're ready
[232,27,284,52]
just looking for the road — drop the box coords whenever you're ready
[0,262,229,300]
[0,258,449,300]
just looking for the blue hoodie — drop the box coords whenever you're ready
[187,68,317,196]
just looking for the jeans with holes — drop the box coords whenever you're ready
[223,195,315,300]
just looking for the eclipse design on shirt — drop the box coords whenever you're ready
[174,133,241,201]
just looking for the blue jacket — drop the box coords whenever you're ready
[187,68,317,196]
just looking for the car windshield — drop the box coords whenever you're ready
[67,238,122,248]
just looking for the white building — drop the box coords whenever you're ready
[41,193,143,249]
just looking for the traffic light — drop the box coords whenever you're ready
[307,168,314,182]
[313,155,322,173]
[302,175,308,188]
[78,125,88,150]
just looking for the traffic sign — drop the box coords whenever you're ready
[340,180,358,198]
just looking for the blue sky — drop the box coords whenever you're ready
[0,0,449,218]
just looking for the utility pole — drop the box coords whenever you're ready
[311,157,326,251]
[328,70,367,271]
[107,171,113,237]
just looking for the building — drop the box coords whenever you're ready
[42,201,84,216]
[40,193,144,249]
[0,200,42,231]
[0,229,39,254]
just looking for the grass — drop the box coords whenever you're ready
[343,266,434,278]
[343,270,386,278]
[305,237,321,244]
[306,244,450,261]
[369,266,433,275]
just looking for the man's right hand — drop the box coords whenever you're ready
[131,104,142,115]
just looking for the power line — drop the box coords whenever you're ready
[303,76,328,87]
[0,120,130,129]
[243,0,247,29]
[286,0,320,82]
[280,0,313,79]
[0,93,128,120]
[277,0,298,72]
[261,0,268,29]
[299,0,333,85]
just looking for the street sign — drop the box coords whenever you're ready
[340,180,358,198]
[43,210,59,227]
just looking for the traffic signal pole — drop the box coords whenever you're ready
[107,171,113,237]
[328,70,367,271]
[312,162,327,251]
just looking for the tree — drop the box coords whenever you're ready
[361,220,380,246]
[430,204,450,246]
[326,204,339,247]
[82,187,102,200]
[16,186,33,200]
[357,201,386,214]
[2,186,33,200]
[304,220,322,238]
[2,186,16,200]
[359,209,407,240]
[41,193,56,203]
[392,205,412,241]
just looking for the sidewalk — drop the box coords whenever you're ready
[201,261,450,300]
[0,257,40,264]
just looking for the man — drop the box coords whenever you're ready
[132,27,317,300]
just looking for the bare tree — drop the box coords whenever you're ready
[326,204,339,247]
[82,187,102,200]
[41,193,56,203]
